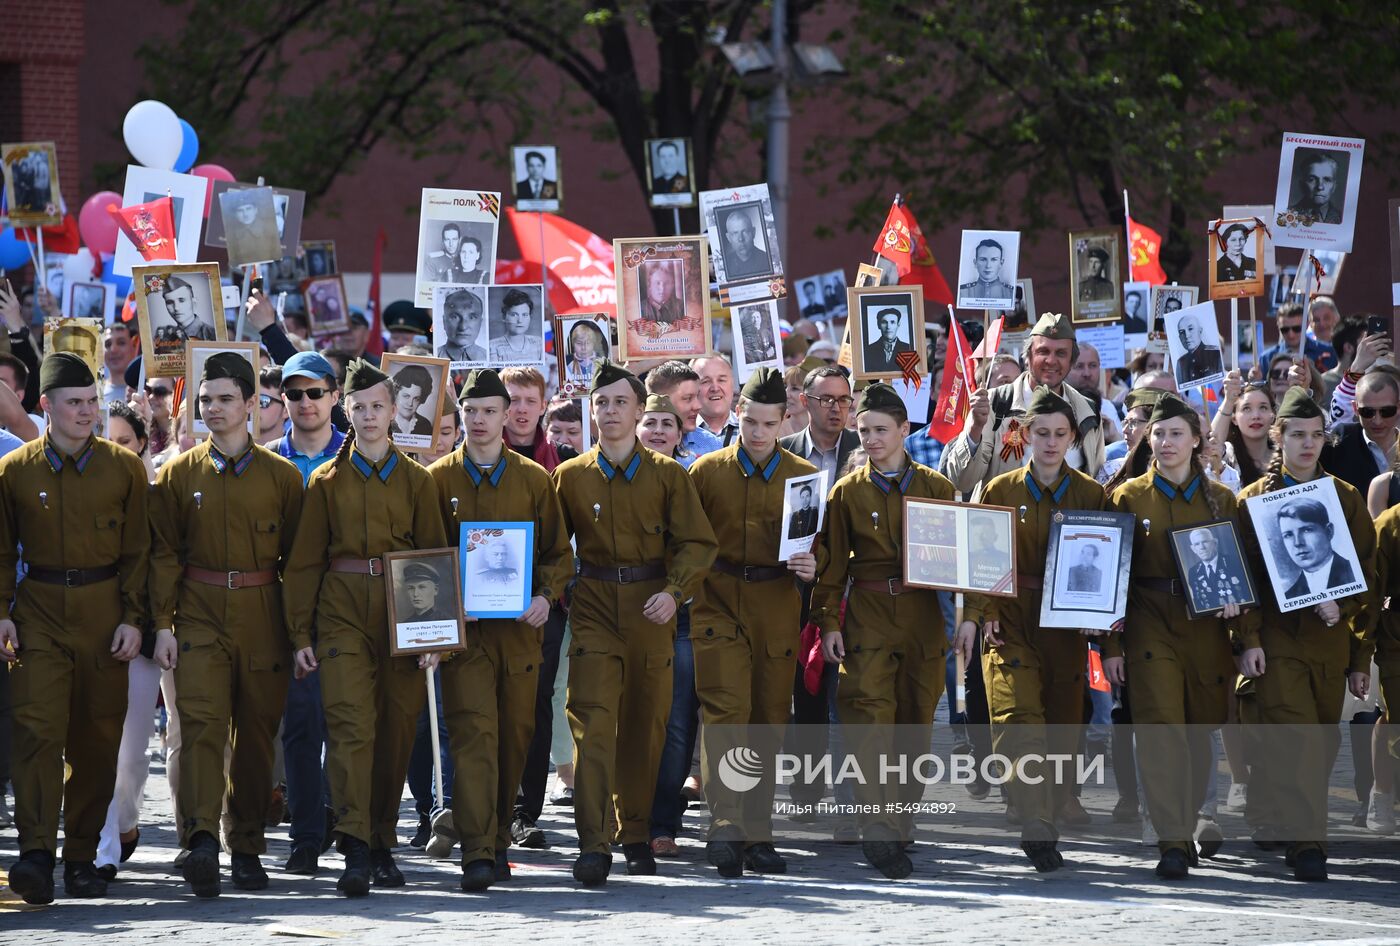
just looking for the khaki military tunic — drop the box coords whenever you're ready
[689,444,817,842]
[283,444,448,849]
[1237,471,1375,853]
[811,454,954,842]
[1107,465,1238,853]
[965,465,1105,834]
[553,444,717,855]
[150,440,303,854]
[0,435,150,860]
[426,447,572,865]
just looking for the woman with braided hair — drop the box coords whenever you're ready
[1104,393,1243,880]
[1235,386,1376,882]
[282,359,447,897]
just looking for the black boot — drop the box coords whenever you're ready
[182,832,221,899]
[743,842,787,874]
[460,859,495,892]
[283,843,319,875]
[494,850,512,881]
[863,840,913,880]
[410,815,431,849]
[230,852,269,890]
[369,848,405,887]
[1292,848,1328,882]
[337,838,371,897]
[707,839,743,878]
[622,842,656,875]
[1155,847,1190,880]
[63,860,108,899]
[572,852,611,886]
[8,850,55,905]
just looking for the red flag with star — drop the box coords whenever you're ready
[1128,216,1167,285]
[899,202,954,306]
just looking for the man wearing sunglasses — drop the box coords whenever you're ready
[1258,303,1336,377]
[1323,369,1400,500]
[258,365,288,445]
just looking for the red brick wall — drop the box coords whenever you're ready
[0,0,85,199]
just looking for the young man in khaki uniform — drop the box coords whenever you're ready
[0,352,150,904]
[149,352,305,897]
[553,361,717,886]
[688,367,817,877]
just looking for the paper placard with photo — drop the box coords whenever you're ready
[213,186,284,269]
[428,285,487,369]
[793,269,847,322]
[731,301,782,381]
[555,313,613,398]
[1165,299,1225,391]
[385,549,466,657]
[114,166,208,278]
[1224,204,1278,275]
[205,181,306,259]
[184,341,259,439]
[413,188,500,306]
[1271,132,1365,253]
[302,274,350,338]
[956,230,1020,311]
[1039,511,1135,630]
[1150,284,1199,334]
[700,182,785,305]
[1068,227,1123,324]
[485,284,546,366]
[614,236,712,362]
[1,141,62,227]
[1207,218,1266,301]
[512,145,562,213]
[903,498,1017,597]
[1122,281,1150,335]
[43,317,102,387]
[1076,324,1126,371]
[645,138,695,208]
[381,353,451,455]
[1243,478,1367,612]
[134,262,225,378]
[459,522,536,619]
[65,281,113,323]
[1168,519,1259,620]
[1291,250,1346,298]
[778,471,828,562]
[849,285,925,383]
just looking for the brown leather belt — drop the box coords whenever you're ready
[25,563,118,587]
[713,558,790,583]
[1017,575,1043,590]
[330,557,384,576]
[1138,577,1184,595]
[184,565,278,590]
[577,560,666,584]
[852,577,914,596]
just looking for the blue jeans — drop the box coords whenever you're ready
[649,608,698,840]
[407,667,453,817]
[282,670,330,848]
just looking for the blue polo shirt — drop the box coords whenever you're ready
[276,426,346,486]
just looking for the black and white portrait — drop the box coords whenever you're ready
[731,300,781,381]
[1150,284,1198,332]
[557,315,611,396]
[1166,299,1225,389]
[794,269,847,322]
[382,353,451,453]
[645,137,694,208]
[967,511,1013,589]
[1244,478,1367,612]
[853,289,921,381]
[777,471,828,561]
[303,275,350,337]
[462,524,534,618]
[1286,148,1349,226]
[2,142,61,227]
[386,551,465,656]
[1272,133,1365,254]
[218,186,283,269]
[1168,521,1257,619]
[1068,228,1122,324]
[303,240,337,277]
[1040,512,1134,629]
[956,230,1020,311]
[421,221,493,286]
[699,183,785,301]
[716,202,774,282]
[414,188,501,306]
[1208,220,1266,302]
[512,145,561,212]
[206,182,305,258]
[134,262,224,377]
[1122,281,1150,335]
[432,285,488,368]
[486,284,545,366]
[1008,278,1035,332]
[67,281,110,322]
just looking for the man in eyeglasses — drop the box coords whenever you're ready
[1323,369,1400,500]
[1258,302,1336,377]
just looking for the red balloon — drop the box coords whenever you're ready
[190,164,235,217]
[78,191,123,256]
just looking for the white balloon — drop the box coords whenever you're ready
[122,100,184,170]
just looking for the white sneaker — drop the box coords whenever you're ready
[1224,782,1248,812]
[1141,815,1158,846]
[1366,790,1396,834]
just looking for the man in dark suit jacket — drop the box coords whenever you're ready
[515,150,557,202]
[1322,372,1400,499]
[864,308,915,374]
[787,484,819,539]
[1067,545,1103,592]
[1277,497,1357,599]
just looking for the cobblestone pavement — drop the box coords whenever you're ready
[2,735,1398,944]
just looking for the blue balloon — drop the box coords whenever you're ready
[0,228,32,271]
[174,119,199,173]
[101,255,132,299]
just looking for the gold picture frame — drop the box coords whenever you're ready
[848,284,926,382]
[133,261,226,379]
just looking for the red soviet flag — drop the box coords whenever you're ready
[872,200,915,276]
[924,316,977,442]
[898,202,955,306]
[108,196,177,262]
[1128,216,1167,285]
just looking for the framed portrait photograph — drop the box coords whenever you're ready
[65,281,112,323]
[1168,519,1259,620]
[731,300,782,381]
[1150,284,1199,334]
[1292,250,1346,298]
[1039,511,1135,630]
[700,183,785,304]
[614,236,712,362]
[114,165,209,277]
[384,549,467,657]
[1243,478,1368,612]
[432,285,489,369]
[956,230,1020,311]
[1067,227,1123,325]
[791,269,846,322]
[133,262,225,378]
[511,145,561,213]
[1271,132,1365,253]
[486,284,546,366]
[302,274,350,338]
[903,497,1017,597]
[1166,299,1225,390]
[301,240,337,277]
[205,181,306,258]
[212,186,284,269]
[459,521,536,619]
[1,141,62,227]
[413,188,501,306]
[1004,277,1035,337]
[1207,218,1266,301]
[777,471,828,562]
[849,284,925,382]
[644,137,695,209]
[44,317,103,388]
[381,353,451,455]
[185,340,260,440]
[555,313,613,398]
[1224,204,1277,275]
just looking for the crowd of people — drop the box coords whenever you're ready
[0,271,1395,909]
